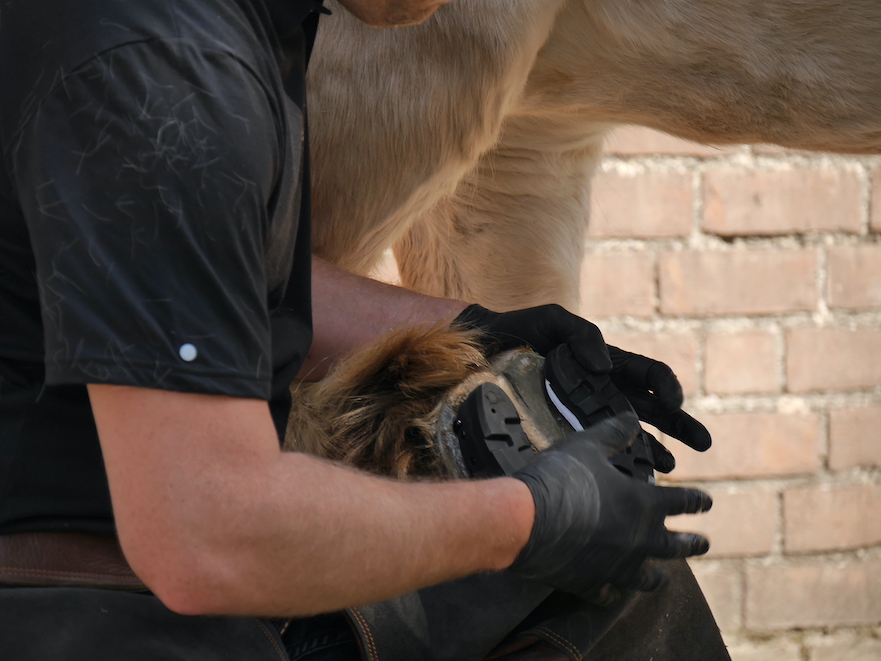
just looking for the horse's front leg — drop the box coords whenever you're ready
[394,117,608,312]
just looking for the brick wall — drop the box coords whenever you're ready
[596,127,881,661]
[371,126,881,659]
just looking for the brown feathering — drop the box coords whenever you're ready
[285,323,490,478]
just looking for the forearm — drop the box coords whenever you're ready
[183,453,534,616]
[301,256,469,379]
[93,385,533,617]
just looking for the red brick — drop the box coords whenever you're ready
[705,330,778,395]
[827,245,881,310]
[783,484,881,553]
[750,143,796,156]
[745,558,881,630]
[673,487,777,557]
[600,331,698,397]
[666,412,821,481]
[688,560,741,633]
[703,168,862,235]
[579,252,655,318]
[605,126,738,157]
[829,406,881,470]
[659,249,817,316]
[589,170,693,239]
[749,143,833,157]
[786,328,881,393]
[728,640,801,661]
[812,638,881,661]
[872,168,881,233]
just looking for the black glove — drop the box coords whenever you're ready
[608,346,712,452]
[455,303,612,372]
[454,304,711,457]
[509,412,711,599]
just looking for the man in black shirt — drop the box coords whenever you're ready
[0,0,715,658]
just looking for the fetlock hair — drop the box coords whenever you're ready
[285,323,490,479]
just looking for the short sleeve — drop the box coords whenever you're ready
[12,40,284,398]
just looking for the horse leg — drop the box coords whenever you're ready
[394,117,608,311]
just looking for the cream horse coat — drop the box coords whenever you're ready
[307,0,881,311]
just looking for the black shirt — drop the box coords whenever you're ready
[0,0,322,534]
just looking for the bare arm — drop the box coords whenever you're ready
[300,256,469,380]
[89,383,534,617]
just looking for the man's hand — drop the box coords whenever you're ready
[509,412,711,598]
[454,304,711,455]
[608,346,711,452]
[455,303,612,371]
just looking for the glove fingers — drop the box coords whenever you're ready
[655,486,713,515]
[608,346,683,410]
[647,530,711,559]
[624,392,712,451]
[583,412,641,456]
[648,436,676,473]
[565,324,612,372]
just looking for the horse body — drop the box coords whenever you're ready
[309,0,881,310]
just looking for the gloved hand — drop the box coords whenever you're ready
[509,411,711,598]
[455,303,612,372]
[454,304,711,457]
[609,346,711,453]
